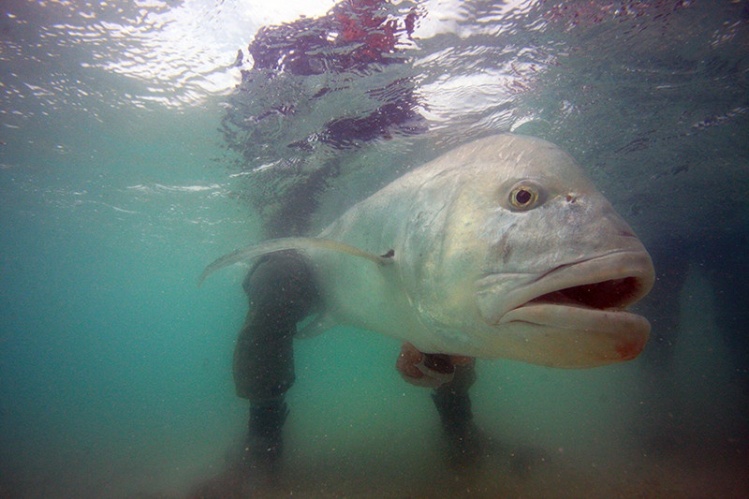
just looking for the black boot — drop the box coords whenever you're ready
[242,398,288,477]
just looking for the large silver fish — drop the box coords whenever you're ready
[201,134,655,368]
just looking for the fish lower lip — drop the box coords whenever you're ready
[493,305,651,367]
[498,302,649,332]
[500,302,626,322]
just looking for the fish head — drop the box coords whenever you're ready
[403,134,654,367]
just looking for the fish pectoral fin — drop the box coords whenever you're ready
[296,312,336,339]
[198,236,392,286]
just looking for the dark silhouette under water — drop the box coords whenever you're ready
[222,0,423,237]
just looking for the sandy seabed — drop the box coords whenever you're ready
[187,432,748,499]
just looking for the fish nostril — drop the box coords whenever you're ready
[565,194,576,203]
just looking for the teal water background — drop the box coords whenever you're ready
[0,106,247,494]
[1,1,748,497]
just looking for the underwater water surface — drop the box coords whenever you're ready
[1,1,748,497]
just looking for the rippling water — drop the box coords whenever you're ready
[1,1,748,497]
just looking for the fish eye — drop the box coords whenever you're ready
[509,185,539,210]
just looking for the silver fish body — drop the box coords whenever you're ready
[202,134,655,368]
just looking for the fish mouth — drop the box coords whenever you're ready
[479,250,655,367]
[517,265,649,313]
[503,250,653,315]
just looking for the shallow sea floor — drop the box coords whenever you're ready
[186,433,748,498]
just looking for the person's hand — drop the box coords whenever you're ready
[395,342,474,388]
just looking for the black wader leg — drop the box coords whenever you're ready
[232,251,318,475]
[431,361,481,468]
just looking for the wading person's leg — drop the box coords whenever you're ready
[233,251,318,475]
